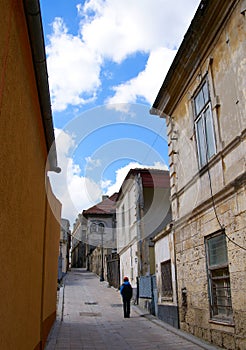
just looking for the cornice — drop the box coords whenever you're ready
[173,171,245,232]
[152,0,237,117]
[171,130,246,202]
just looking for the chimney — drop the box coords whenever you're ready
[102,195,109,201]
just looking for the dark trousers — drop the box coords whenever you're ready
[123,298,131,317]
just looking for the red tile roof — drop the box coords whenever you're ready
[83,193,118,216]
[116,168,170,200]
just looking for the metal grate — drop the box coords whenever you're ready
[79,312,101,317]
[84,301,98,305]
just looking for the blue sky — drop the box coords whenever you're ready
[41,0,200,224]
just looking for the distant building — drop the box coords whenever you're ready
[83,194,119,286]
[151,1,246,348]
[71,214,86,268]
[58,219,71,282]
[116,168,171,305]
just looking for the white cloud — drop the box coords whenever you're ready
[46,1,200,112]
[100,179,112,189]
[48,129,102,223]
[106,47,176,106]
[85,156,102,170]
[46,17,101,112]
[105,161,168,195]
[80,0,199,63]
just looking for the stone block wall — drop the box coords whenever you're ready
[175,188,246,350]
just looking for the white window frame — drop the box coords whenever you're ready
[194,79,216,168]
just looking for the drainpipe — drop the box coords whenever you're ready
[172,223,181,329]
[23,0,60,173]
[136,173,144,276]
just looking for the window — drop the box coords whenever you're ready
[121,205,126,244]
[194,80,216,168]
[98,222,105,234]
[161,260,173,300]
[205,232,233,322]
[90,222,97,233]
[90,222,105,233]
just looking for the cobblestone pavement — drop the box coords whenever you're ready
[45,269,222,350]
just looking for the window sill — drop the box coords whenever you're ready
[209,319,235,327]
[161,297,173,302]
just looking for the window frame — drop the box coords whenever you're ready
[160,259,173,301]
[205,231,233,323]
[193,78,217,168]
[90,221,105,234]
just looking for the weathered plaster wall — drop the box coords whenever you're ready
[116,179,137,252]
[155,233,177,305]
[120,241,138,289]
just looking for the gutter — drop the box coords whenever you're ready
[23,0,60,173]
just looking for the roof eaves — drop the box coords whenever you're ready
[151,0,235,117]
[23,0,60,173]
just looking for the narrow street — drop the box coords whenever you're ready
[45,269,221,350]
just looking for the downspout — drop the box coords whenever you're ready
[172,223,181,329]
[136,173,144,276]
[23,0,60,173]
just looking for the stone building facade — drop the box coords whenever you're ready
[151,1,246,349]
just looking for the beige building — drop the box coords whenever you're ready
[151,1,246,349]
[0,0,61,349]
[83,194,118,283]
[116,168,171,300]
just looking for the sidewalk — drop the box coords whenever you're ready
[45,269,222,350]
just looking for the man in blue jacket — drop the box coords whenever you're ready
[120,276,133,318]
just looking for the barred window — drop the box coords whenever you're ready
[194,79,216,168]
[161,260,173,300]
[205,232,233,322]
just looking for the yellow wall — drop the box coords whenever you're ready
[0,1,61,349]
[42,177,61,347]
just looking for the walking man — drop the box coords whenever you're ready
[120,276,133,318]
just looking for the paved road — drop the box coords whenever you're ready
[45,269,221,350]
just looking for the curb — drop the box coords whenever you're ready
[132,305,223,350]
[57,283,65,322]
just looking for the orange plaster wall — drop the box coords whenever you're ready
[0,1,61,349]
[42,177,61,348]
